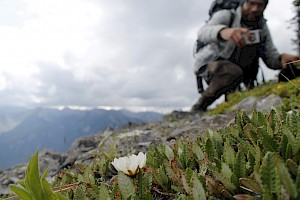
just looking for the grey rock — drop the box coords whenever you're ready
[0,164,26,195]
[231,96,257,111]
[256,94,283,111]
[231,94,283,112]
[116,129,158,155]
[39,149,67,177]
[61,135,100,168]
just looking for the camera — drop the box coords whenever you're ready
[243,29,261,45]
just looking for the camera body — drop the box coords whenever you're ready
[243,29,261,45]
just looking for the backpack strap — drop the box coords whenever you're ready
[229,9,236,27]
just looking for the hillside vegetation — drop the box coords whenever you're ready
[3,77,300,200]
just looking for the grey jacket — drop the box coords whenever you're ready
[194,6,281,75]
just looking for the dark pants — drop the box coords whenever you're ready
[192,60,243,111]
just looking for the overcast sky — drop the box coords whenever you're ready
[0,0,297,113]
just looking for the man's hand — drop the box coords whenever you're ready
[280,53,299,69]
[219,27,251,47]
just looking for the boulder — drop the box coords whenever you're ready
[256,94,283,111]
[231,96,257,111]
[230,94,283,112]
[39,149,67,177]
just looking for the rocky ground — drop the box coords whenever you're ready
[0,94,283,196]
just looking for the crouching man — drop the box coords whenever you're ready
[192,0,299,112]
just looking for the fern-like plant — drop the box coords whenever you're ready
[8,109,300,199]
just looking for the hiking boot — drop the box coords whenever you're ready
[191,102,207,112]
[191,95,216,112]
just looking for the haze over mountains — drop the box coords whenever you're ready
[0,107,163,169]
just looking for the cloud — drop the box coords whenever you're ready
[0,0,297,111]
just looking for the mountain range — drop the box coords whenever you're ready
[0,107,163,169]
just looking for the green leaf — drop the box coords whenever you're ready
[171,185,184,193]
[56,193,69,200]
[77,174,84,183]
[55,193,69,200]
[235,112,244,137]
[143,172,153,197]
[257,111,268,128]
[283,125,300,156]
[232,150,246,186]
[287,110,299,136]
[268,109,278,133]
[222,141,235,168]
[41,174,56,199]
[262,189,273,200]
[25,151,44,199]
[137,170,144,199]
[180,172,190,195]
[213,171,236,192]
[97,157,108,178]
[244,124,259,145]
[192,175,206,200]
[164,144,174,161]
[239,178,263,193]
[18,180,26,188]
[184,168,194,185]
[260,152,280,194]
[99,184,111,200]
[192,143,204,161]
[154,147,167,168]
[247,150,256,172]
[276,160,297,198]
[9,185,31,200]
[74,185,85,200]
[253,171,264,192]
[286,159,299,176]
[296,165,300,194]
[205,138,214,161]
[87,188,98,199]
[251,109,259,127]
[164,161,180,185]
[83,167,95,185]
[180,144,189,169]
[137,170,152,200]
[221,162,233,180]
[233,194,257,200]
[176,194,188,200]
[153,167,169,190]
[257,127,278,152]
[117,172,136,199]
[242,111,252,125]
[280,134,290,160]
[208,129,223,144]
[254,144,262,172]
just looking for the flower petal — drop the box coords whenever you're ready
[112,152,146,176]
[111,158,122,171]
[119,157,130,174]
[128,154,139,174]
[137,152,147,168]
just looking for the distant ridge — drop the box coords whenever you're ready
[0,107,163,169]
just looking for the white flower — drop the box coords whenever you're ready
[111,152,147,176]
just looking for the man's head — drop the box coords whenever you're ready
[242,0,268,21]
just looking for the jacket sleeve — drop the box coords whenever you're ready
[260,24,282,70]
[197,10,232,44]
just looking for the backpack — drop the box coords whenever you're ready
[209,0,242,18]
[278,63,300,82]
[193,0,243,57]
